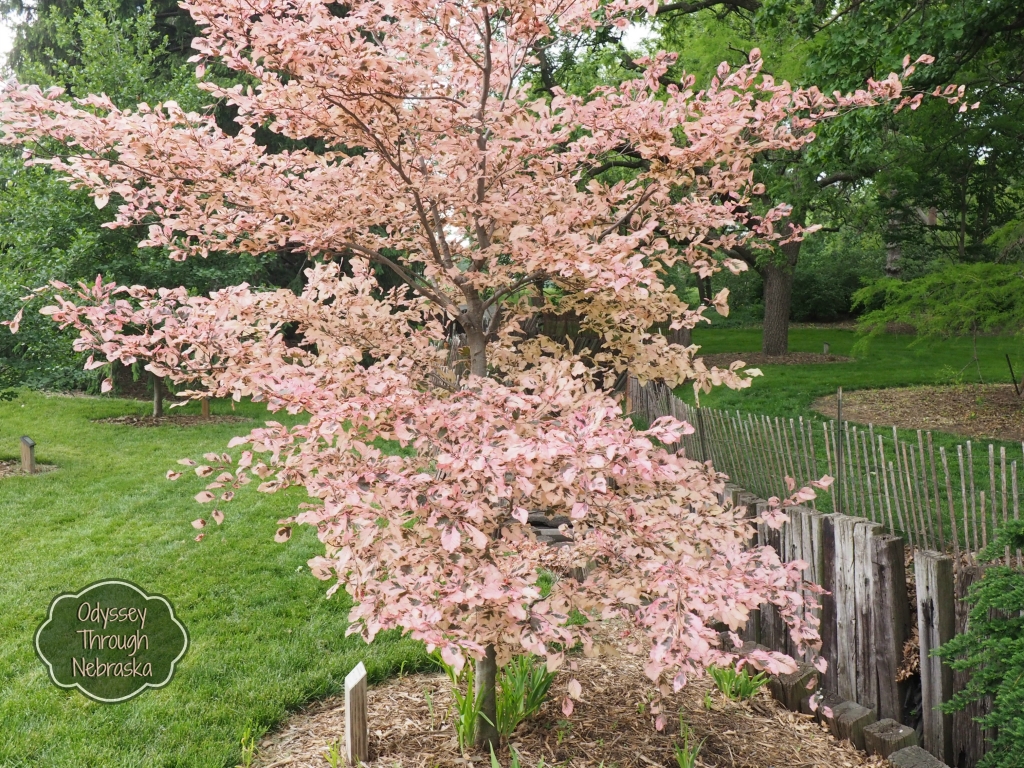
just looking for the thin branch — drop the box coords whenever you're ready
[597,185,657,242]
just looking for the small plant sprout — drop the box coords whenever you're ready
[672,714,705,768]
[324,737,345,768]
[237,726,256,768]
[496,654,557,738]
[707,663,769,701]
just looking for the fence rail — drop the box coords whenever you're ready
[627,376,1023,563]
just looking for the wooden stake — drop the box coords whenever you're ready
[957,445,976,554]
[824,422,837,514]
[345,662,369,764]
[879,437,896,535]
[1001,446,1009,565]
[926,433,944,552]
[1014,461,1021,569]
[967,442,980,550]
[988,444,997,554]
[917,432,935,549]
[869,424,880,515]
[20,436,36,474]
[890,460,910,546]
[853,427,868,519]
[901,442,924,550]
[862,428,876,523]
[939,448,961,565]
[201,397,211,419]
[909,444,933,552]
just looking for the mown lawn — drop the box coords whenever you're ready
[0,392,430,768]
[681,327,1022,416]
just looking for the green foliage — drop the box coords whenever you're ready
[496,654,557,738]
[937,519,1024,768]
[490,745,545,768]
[0,0,275,391]
[853,263,1024,342]
[707,663,769,701]
[672,715,705,768]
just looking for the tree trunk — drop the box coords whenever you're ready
[151,373,164,417]
[474,645,499,752]
[466,328,488,378]
[668,326,692,347]
[760,254,796,357]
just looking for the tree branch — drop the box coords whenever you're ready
[656,0,760,16]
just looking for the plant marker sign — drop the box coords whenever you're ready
[35,580,188,703]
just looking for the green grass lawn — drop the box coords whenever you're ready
[682,326,1022,416]
[0,392,431,768]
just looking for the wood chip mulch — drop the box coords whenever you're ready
[91,414,252,427]
[702,352,854,369]
[812,384,1024,442]
[0,459,57,479]
[253,623,881,768]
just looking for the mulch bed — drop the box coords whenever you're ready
[92,414,252,427]
[253,623,880,768]
[703,352,854,368]
[812,384,1024,442]
[0,459,57,479]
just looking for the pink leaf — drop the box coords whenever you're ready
[166,470,181,481]
[561,696,574,717]
[212,509,224,525]
[275,526,292,543]
[194,533,205,542]
[567,678,582,699]
[194,491,215,503]
[191,518,206,529]
[100,378,113,394]
[440,526,460,552]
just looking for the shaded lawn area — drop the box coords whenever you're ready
[680,327,1022,416]
[0,392,431,768]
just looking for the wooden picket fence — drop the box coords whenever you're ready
[627,376,1023,563]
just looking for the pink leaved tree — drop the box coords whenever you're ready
[0,0,948,751]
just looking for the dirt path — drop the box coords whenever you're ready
[813,384,1024,442]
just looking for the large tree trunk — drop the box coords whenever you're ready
[760,249,797,357]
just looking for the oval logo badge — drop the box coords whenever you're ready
[35,580,189,703]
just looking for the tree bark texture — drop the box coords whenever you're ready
[760,245,798,356]
[151,373,164,418]
[475,645,498,752]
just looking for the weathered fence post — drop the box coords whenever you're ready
[820,513,839,696]
[20,436,36,474]
[871,534,910,721]
[915,550,955,764]
[853,519,883,710]
[345,661,369,764]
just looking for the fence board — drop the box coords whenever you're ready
[834,515,859,700]
[915,550,955,764]
[871,535,910,721]
[854,519,883,710]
